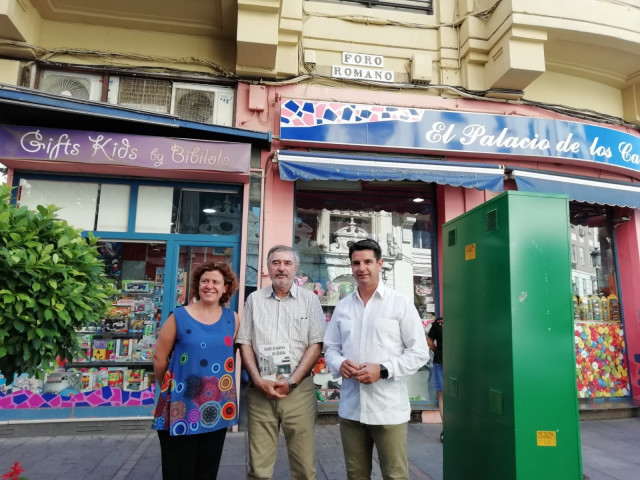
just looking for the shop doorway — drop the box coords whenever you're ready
[569,202,630,401]
[174,244,236,308]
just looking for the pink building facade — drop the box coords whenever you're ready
[236,82,640,411]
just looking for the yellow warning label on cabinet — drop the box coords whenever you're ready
[465,244,476,261]
[536,431,557,447]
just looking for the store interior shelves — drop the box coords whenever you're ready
[66,360,153,368]
[77,332,144,339]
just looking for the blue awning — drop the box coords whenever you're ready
[513,170,640,209]
[0,84,271,147]
[276,151,505,192]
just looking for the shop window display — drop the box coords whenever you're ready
[570,203,630,399]
[60,241,165,400]
[2,178,244,413]
[0,241,165,410]
[294,181,438,409]
[171,187,242,235]
[239,174,262,302]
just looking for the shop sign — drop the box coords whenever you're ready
[332,52,394,83]
[280,99,640,174]
[0,125,250,173]
[342,52,384,67]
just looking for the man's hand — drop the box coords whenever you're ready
[254,378,287,399]
[273,378,292,396]
[352,362,382,384]
[339,359,363,379]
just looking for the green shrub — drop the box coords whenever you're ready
[0,184,114,380]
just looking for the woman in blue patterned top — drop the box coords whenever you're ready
[152,261,239,479]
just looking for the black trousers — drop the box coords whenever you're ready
[157,428,227,479]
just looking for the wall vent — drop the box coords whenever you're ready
[448,377,458,398]
[448,228,457,247]
[486,209,498,232]
[110,77,172,114]
[489,388,504,415]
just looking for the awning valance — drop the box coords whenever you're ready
[276,151,505,192]
[512,170,640,209]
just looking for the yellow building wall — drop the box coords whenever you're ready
[36,21,236,74]
[0,59,21,84]
[525,72,624,119]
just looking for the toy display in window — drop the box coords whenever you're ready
[98,241,123,280]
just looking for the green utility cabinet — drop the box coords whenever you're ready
[442,191,582,479]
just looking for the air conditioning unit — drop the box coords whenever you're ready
[171,83,234,126]
[108,76,172,114]
[39,71,103,101]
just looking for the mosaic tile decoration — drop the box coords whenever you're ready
[280,99,424,127]
[0,386,155,409]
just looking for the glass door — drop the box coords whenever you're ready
[159,242,239,319]
[176,245,235,307]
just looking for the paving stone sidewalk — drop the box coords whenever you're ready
[1,418,639,479]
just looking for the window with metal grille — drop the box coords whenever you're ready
[310,0,433,14]
[117,77,172,114]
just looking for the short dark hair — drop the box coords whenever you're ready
[192,262,238,304]
[348,238,382,261]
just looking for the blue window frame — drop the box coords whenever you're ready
[12,173,243,319]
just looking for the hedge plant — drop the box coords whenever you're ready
[0,184,114,381]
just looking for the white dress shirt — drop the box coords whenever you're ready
[323,282,430,425]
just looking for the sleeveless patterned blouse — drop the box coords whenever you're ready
[152,306,237,436]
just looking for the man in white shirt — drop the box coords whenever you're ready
[324,238,430,480]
